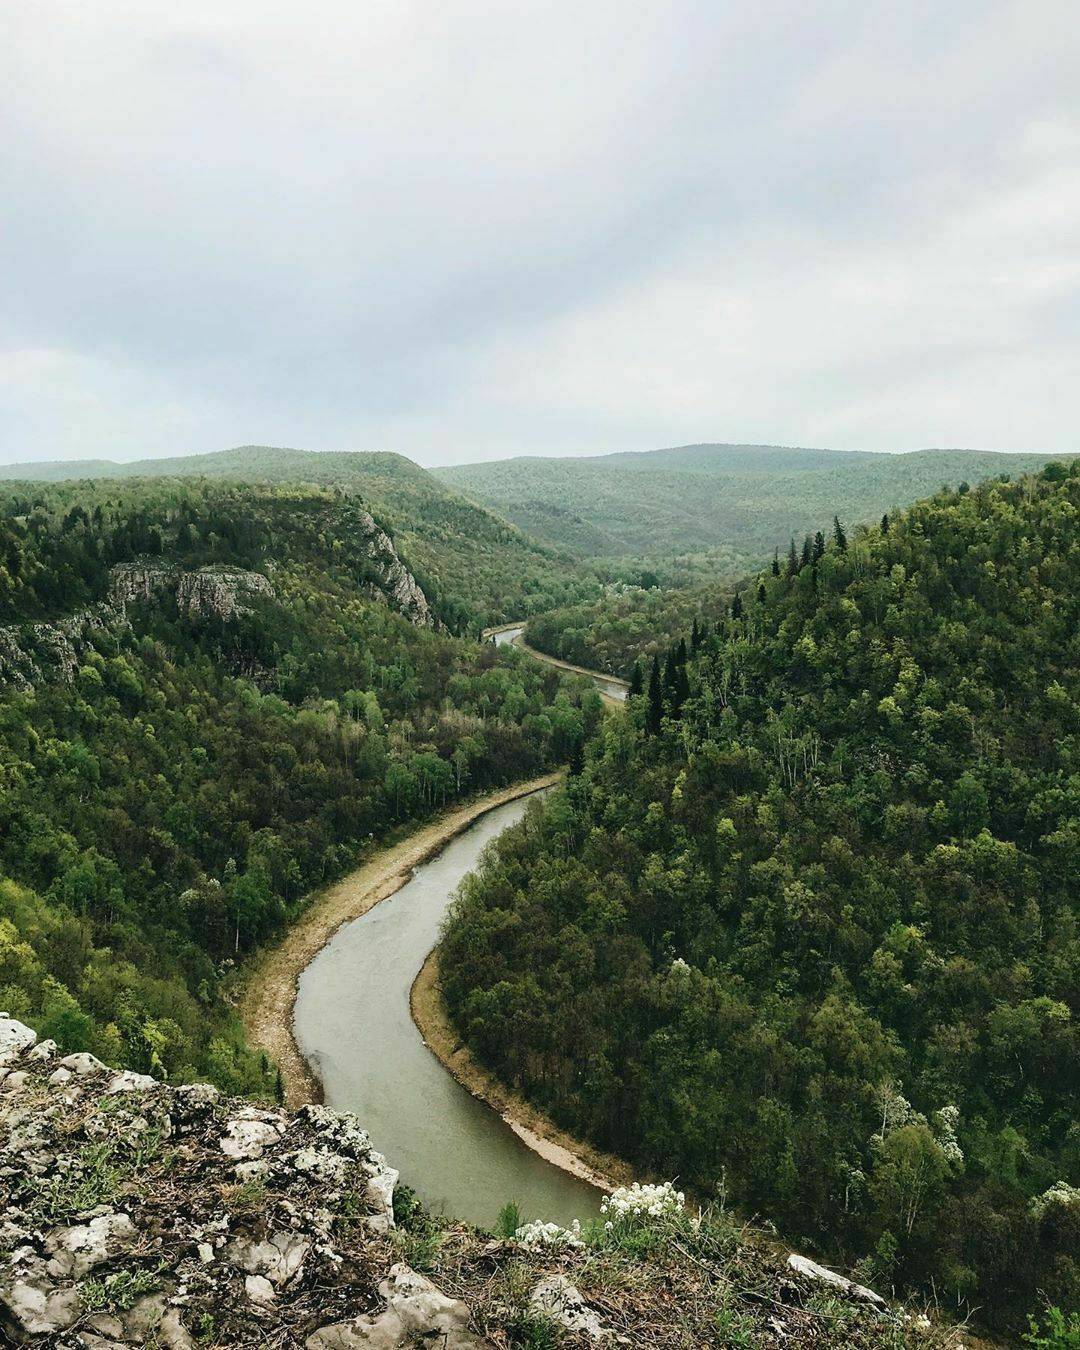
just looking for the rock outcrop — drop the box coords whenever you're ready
[354,510,434,628]
[0,516,435,689]
[0,1018,474,1348]
[108,563,274,623]
[0,1018,953,1349]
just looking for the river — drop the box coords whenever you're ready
[492,624,629,704]
[293,791,602,1229]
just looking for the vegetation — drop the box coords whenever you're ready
[441,463,1080,1333]
[525,585,733,678]
[0,477,602,1091]
[438,441,1074,560]
[0,446,604,631]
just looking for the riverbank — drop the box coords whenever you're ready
[410,947,633,1196]
[239,771,562,1107]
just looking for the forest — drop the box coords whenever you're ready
[440,464,1080,1333]
[438,442,1073,561]
[0,446,606,635]
[0,478,602,1093]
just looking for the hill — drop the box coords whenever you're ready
[437,442,1076,562]
[0,476,602,1092]
[440,462,1080,1334]
[0,447,598,630]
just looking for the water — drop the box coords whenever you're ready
[493,625,627,702]
[294,793,602,1229]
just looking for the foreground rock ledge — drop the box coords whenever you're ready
[0,1017,461,1348]
[1,1019,951,1348]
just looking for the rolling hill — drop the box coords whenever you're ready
[0,446,597,629]
[437,441,1077,561]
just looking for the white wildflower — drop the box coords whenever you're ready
[514,1218,584,1250]
[1029,1180,1080,1221]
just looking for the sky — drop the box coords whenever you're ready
[2,1,1078,467]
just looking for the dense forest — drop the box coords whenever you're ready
[525,584,733,679]
[441,464,1080,1332]
[439,442,1073,561]
[0,447,605,633]
[0,478,602,1092]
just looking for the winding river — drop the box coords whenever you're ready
[493,624,629,703]
[293,791,602,1229]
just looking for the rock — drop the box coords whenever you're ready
[57,1052,107,1075]
[307,1264,488,1349]
[530,1274,610,1340]
[47,1066,72,1086]
[44,1211,138,1279]
[362,1154,398,1231]
[225,1232,310,1287]
[0,1018,36,1065]
[27,1039,57,1062]
[0,1252,82,1337]
[291,1145,350,1185]
[787,1253,885,1307]
[1,1071,29,1094]
[220,1111,285,1160]
[245,1274,277,1306]
[106,1069,160,1094]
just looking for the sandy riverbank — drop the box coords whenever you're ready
[239,772,562,1107]
[410,947,632,1195]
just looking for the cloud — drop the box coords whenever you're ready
[1,1,1077,463]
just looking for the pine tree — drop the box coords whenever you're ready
[787,538,799,578]
[646,656,664,735]
[731,592,743,620]
[757,582,767,604]
[881,512,890,534]
[833,515,847,552]
[690,618,701,651]
[772,549,781,577]
[801,535,813,568]
[813,530,826,561]
[629,661,644,697]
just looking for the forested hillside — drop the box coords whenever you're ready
[441,463,1080,1333]
[0,478,602,1093]
[438,442,1073,562]
[0,446,601,631]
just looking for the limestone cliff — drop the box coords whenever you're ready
[0,1018,959,1349]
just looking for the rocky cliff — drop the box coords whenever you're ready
[0,1018,962,1349]
[0,517,435,690]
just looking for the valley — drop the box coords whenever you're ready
[0,443,1075,1345]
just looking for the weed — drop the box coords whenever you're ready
[80,1264,163,1313]
[495,1200,522,1238]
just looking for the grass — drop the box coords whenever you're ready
[80,1264,164,1313]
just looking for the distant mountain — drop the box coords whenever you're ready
[0,445,596,629]
[437,442,1077,560]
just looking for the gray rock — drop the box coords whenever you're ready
[0,1252,82,1337]
[45,1211,138,1279]
[220,1110,285,1160]
[225,1232,310,1287]
[787,1253,885,1306]
[0,1018,36,1066]
[56,1052,107,1075]
[306,1263,488,1349]
[530,1274,610,1340]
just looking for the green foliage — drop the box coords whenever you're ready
[0,479,600,1087]
[1024,1306,1080,1349]
[495,1201,522,1238]
[441,464,1080,1332]
[80,1265,163,1314]
[438,442,1074,559]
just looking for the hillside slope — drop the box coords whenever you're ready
[438,442,1075,561]
[0,477,602,1092]
[440,462,1080,1334]
[0,447,596,629]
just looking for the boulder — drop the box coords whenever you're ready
[44,1211,138,1279]
[306,1264,489,1349]
[530,1274,610,1340]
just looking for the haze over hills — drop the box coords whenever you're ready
[437,441,1077,560]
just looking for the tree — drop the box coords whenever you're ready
[786,538,799,578]
[833,515,848,552]
[772,549,780,577]
[629,661,643,697]
[646,656,664,735]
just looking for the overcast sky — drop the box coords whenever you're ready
[3,1,1078,466]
